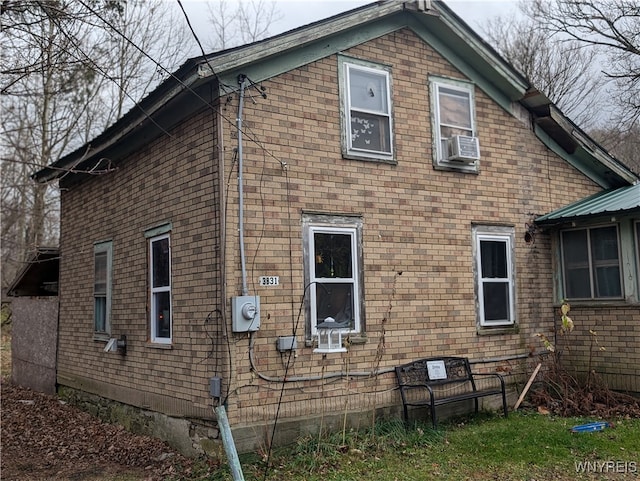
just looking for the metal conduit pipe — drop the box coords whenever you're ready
[248,332,393,382]
[249,332,534,383]
[237,74,249,296]
[215,405,245,481]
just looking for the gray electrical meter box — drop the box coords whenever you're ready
[231,295,261,332]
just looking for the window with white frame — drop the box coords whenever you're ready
[561,225,622,299]
[149,234,172,343]
[94,241,112,337]
[473,226,515,327]
[340,57,393,160]
[430,77,478,167]
[304,215,363,339]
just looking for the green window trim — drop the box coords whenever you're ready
[560,224,623,300]
[93,240,113,338]
[144,221,172,239]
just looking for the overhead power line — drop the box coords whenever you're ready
[74,0,287,171]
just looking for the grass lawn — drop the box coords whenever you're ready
[202,411,640,481]
[2,317,637,481]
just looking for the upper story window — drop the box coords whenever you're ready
[561,225,622,299]
[430,77,479,170]
[339,56,394,162]
[473,225,516,327]
[94,241,113,338]
[303,214,364,343]
[149,233,172,344]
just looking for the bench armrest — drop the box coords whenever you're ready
[471,372,506,389]
[424,382,436,400]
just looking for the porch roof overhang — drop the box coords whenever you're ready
[534,183,640,227]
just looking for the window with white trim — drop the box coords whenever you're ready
[304,215,363,339]
[94,241,112,337]
[473,226,516,327]
[430,77,478,168]
[340,57,393,161]
[149,234,172,343]
[561,225,622,299]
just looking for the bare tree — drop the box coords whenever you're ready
[483,0,639,170]
[2,0,105,288]
[98,1,190,123]
[590,125,640,174]
[522,0,640,128]
[206,0,239,51]
[483,13,607,127]
[206,0,282,51]
[0,0,189,288]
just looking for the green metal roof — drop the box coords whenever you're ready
[535,183,640,226]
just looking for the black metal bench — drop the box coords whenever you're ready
[395,356,508,428]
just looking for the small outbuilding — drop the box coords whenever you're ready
[7,247,59,394]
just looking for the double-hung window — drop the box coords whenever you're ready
[149,234,172,344]
[304,215,363,340]
[561,225,622,299]
[430,77,478,169]
[473,226,516,327]
[340,57,393,161]
[94,241,112,338]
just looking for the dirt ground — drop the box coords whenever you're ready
[0,380,219,481]
[0,321,219,481]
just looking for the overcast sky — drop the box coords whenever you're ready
[178,0,519,54]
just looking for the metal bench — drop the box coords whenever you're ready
[395,356,508,428]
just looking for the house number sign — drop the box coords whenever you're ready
[259,276,280,287]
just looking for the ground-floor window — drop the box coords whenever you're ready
[149,233,172,344]
[473,225,516,327]
[561,225,622,299]
[303,214,364,341]
[94,241,112,338]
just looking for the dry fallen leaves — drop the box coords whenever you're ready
[1,381,218,480]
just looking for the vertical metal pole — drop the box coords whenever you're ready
[215,405,245,481]
[237,74,249,296]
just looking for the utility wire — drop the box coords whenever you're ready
[76,0,287,171]
[40,3,224,179]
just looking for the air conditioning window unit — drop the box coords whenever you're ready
[448,135,480,163]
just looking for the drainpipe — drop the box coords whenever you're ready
[237,74,249,296]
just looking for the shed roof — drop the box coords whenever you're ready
[7,248,60,297]
[535,183,640,226]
